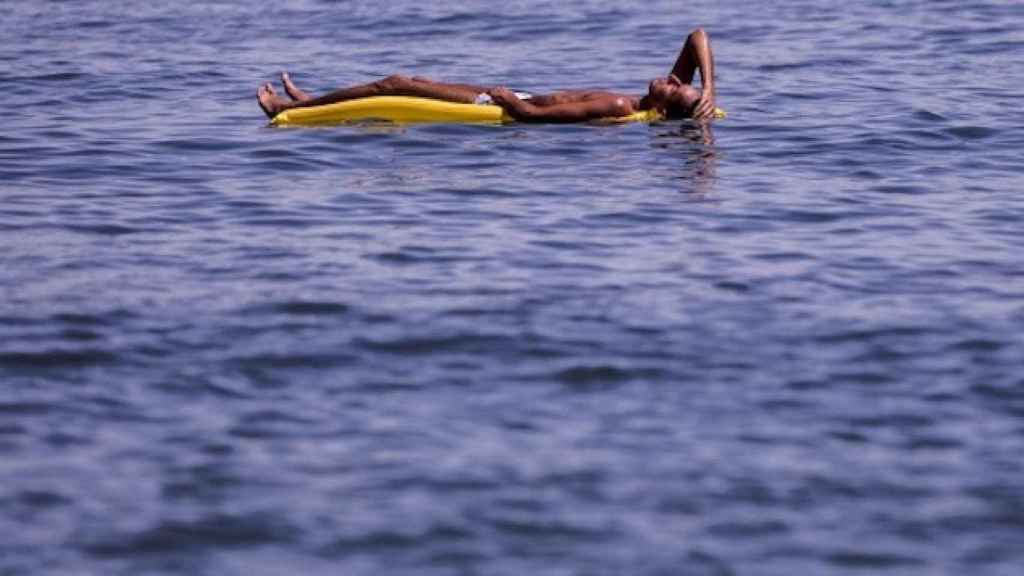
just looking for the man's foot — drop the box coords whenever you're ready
[256,83,290,118]
[281,72,312,102]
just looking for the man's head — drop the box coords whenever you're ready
[647,75,701,119]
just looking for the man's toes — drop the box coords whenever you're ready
[257,86,274,118]
[281,73,310,101]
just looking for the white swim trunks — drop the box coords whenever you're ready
[474,91,533,105]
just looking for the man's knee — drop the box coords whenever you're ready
[377,74,410,91]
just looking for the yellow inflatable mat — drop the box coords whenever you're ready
[270,96,724,126]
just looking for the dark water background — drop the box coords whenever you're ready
[2,1,1023,574]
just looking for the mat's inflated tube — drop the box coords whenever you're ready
[272,96,507,126]
[271,96,725,126]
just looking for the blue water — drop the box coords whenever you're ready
[2,1,1023,574]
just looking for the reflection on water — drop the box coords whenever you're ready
[651,122,717,194]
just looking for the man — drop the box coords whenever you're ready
[257,28,717,123]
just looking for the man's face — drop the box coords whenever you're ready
[648,75,685,107]
[648,75,698,116]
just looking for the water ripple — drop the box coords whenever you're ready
[2,1,1023,574]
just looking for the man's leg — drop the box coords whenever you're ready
[410,76,494,95]
[258,74,491,118]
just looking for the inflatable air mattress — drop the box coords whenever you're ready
[270,96,725,126]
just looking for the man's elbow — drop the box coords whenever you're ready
[688,28,708,43]
[521,106,541,121]
[505,106,536,122]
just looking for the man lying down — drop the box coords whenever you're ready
[257,28,717,123]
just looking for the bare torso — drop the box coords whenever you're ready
[527,90,637,107]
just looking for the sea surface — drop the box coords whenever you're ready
[2,1,1023,574]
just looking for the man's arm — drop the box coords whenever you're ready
[669,28,717,120]
[489,88,632,123]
